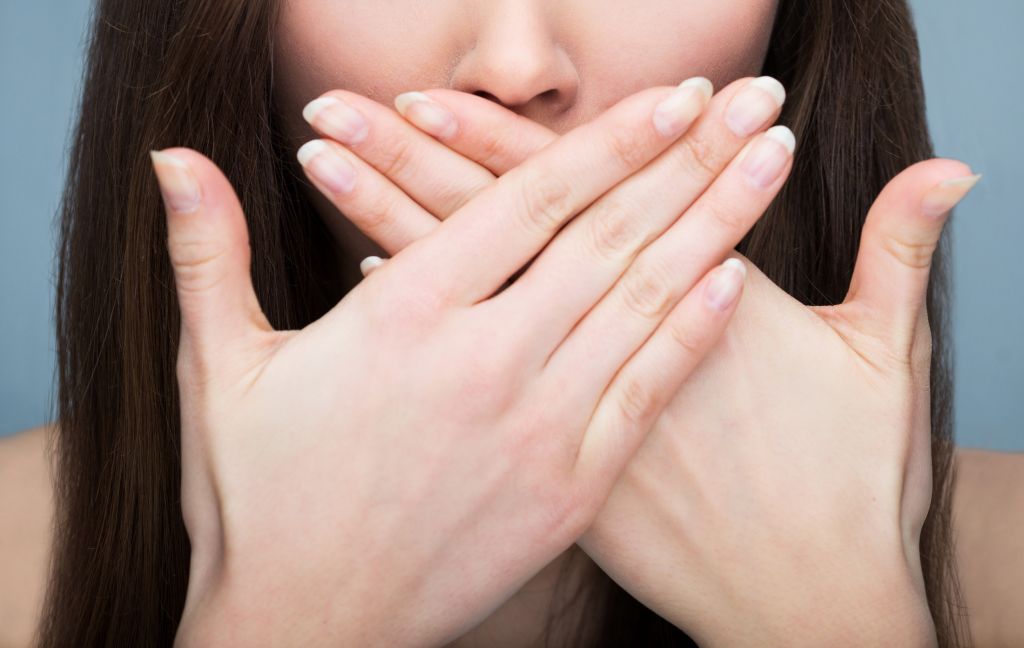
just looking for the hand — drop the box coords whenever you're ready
[155,82,750,647]
[317,80,977,644]
[580,161,977,647]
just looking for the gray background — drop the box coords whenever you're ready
[1,1,1021,450]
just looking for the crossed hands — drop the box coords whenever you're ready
[152,75,978,647]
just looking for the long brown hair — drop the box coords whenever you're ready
[41,0,968,645]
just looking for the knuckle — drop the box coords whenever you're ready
[617,373,659,428]
[672,131,720,180]
[665,315,705,357]
[604,120,650,170]
[477,129,513,169]
[354,187,403,233]
[881,234,937,270]
[697,194,748,234]
[517,172,575,234]
[169,238,225,271]
[377,135,417,179]
[168,239,231,292]
[618,258,676,320]
[586,198,645,262]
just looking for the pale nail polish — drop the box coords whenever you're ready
[705,258,747,311]
[297,140,357,194]
[653,77,714,138]
[740,126,795,189]
[921,174,982,219]
[360,255,385,277]
[394,91,458,139]
[150,150,201,213]
[302,96,369,145]
[725,76,786,138]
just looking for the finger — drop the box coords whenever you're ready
[296,139,440,256]
[543,126,793,399]
[323,91,561,259]
[395,89,558,176]
[303,90,497,219]
[150,148,273,359]
[404,78,716,307]
[842,158,980,349]
[492,76,785,356]
[572,258,746,490]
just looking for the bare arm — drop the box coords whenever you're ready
[0,425,54,648]
[954,447,1024,647]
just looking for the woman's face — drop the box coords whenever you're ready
[274,0,780,260]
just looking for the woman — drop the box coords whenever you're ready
[1,0,1021,645]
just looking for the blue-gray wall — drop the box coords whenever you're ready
[1,2,1021,450]
[1,1,93,437]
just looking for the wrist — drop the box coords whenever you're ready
[174,555,402,647]
[689,561,936,648]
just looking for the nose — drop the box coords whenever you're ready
[449,1,579,119]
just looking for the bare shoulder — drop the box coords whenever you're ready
[957,446,1024,476]
[0,424,56,648]
[953,446,1024,647]
[955,447,1024,520]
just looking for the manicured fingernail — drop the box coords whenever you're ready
[297,140,357,194]
[150,150,201,213]
[360,255,385,277]
[394,91,458,140]
[921,174,982,219]
[705,258,747,311]
[725,76,786,138]
[740,126,795,189]
[303,96,369,145]
[653,77,713,138]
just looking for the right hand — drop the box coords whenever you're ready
[156,80,759,647]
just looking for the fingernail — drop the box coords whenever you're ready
[360,255,385,277]
[705,258,747,311]
[297,140,357,194]
[725,76,786,138]
[302,96,369,145]
[394,91,458,140]
[740,126,795,189]
[921,174,982,219]
[150,150,201,213]
[653,77,713,138]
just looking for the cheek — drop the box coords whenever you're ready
[571,0,778,106]
[274,0,465,122]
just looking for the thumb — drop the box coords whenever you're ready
[843,158,980,348]
[150,148,273,360]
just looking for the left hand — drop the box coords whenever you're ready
[298,88,979,645]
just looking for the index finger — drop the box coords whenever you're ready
[395,88,559,176]
[394,78,713,307]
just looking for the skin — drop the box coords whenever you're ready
[4,429,1023,646]
[163,82,772,644]
[291,73,955,643]
[272,0,780,270]
[2,1,1015,646]
[270,1,777,643]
